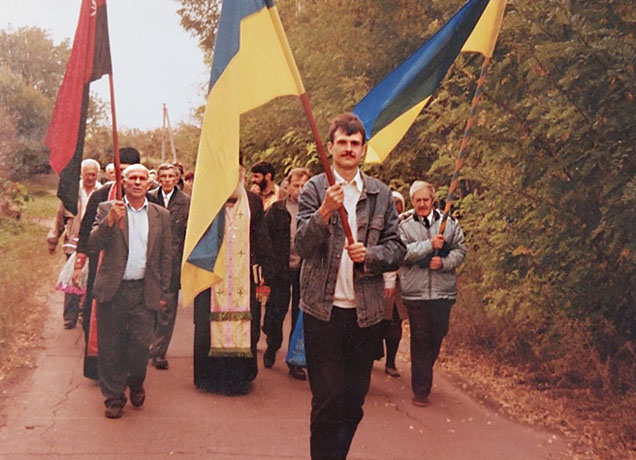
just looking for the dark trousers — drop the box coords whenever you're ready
[63,292,80,324]
[150,290,178,360]
[404,299,453,399]
[304,307,382,460]
[263,269,300,356]
[97,280,155,408]
[375,307,403,367]
[62,253,80,325]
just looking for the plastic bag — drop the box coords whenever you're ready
[285,310,306,368]
[55,252,88,295]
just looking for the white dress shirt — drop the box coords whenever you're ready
[333,169,362,309]
[162,188,175,208]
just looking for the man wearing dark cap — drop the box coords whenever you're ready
[72,147,142,380]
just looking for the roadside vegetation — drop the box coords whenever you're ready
[0,1,633,458]
[178,2,636,458]
[0,176,60,383]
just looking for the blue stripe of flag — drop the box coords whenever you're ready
[209,0,270,90]
[353,0,489,140]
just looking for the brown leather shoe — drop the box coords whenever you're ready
[130,388,145,408]
[412,396,429,407]
[105,405,123,418]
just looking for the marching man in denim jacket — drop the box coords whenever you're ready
[295,113,406,460]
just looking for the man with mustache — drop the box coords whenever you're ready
[249,160,287,210]
[295,113,406,459]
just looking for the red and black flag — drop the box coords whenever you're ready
[45,0,112,215]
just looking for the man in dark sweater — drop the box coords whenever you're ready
[262,167,311,380]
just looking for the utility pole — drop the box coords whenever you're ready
[161,103,177,163]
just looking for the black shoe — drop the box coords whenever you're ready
[385,366,400,378]
[130,388,145,408]
[152,357,169,370]
[227,382,251,396]
[105,405,123,418]
[64,320,76,329]
[289,366,307,381]
[263,349,275,369]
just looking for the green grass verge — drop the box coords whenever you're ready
[0,179,60,375]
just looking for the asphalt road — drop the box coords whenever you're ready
[0,290,566,459]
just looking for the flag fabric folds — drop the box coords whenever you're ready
[45,0,112,215]
[352,0,492,164]
[461,0,506,58]
[181,0,305,306]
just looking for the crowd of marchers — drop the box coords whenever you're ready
[47,112,465,460]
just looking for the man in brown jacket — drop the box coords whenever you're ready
[89,164,172,419]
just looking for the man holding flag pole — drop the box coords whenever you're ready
[45,0,127,381]
[295,113,406,459]
[181,0,403,455]
[351,0,506,408]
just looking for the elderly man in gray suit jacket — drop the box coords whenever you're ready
[147,162,190,370]
[90,164,172,419]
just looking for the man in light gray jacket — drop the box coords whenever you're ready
[399,180,466,407]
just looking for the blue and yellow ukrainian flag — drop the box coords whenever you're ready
[182,0,305,305]
[353,0,504,163]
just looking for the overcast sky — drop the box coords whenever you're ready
[0,0,209,130]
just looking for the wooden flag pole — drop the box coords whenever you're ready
[438,56,491,236]
[87,71,121,358]
[268,4,353,244]
[299,93,355,245]
[108,73,122,200]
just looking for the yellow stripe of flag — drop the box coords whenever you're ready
[182,2,304,306]
[461,0,506,58]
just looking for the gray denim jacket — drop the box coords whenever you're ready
[295,171,406,328]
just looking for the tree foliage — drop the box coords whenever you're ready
[82,121,200,174]
[175,0,221,59]
[176,0,636,391]
[0,27,70,179]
